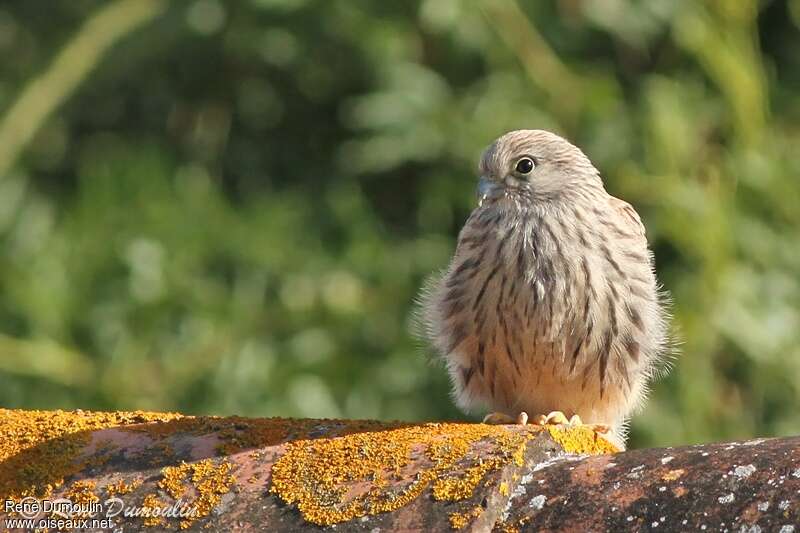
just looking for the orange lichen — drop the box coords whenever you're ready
[0,408,183,499]
[157,459,235,529]
[271,421,615,527]
[0,408,312,502]
[448,505,484,529]
[55,480,100,519]
[105,477,142,496]
[432,459,507,501]
[1,408,615,529]
[270,422,537,526]
[141,493,166,527]
[65,480,99,506]
[429,430,529,502]
[546,425,618,455]
[159,463,191,499]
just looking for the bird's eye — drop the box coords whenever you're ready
[515,157,535,174]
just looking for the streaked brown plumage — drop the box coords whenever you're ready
[420,129,670,448]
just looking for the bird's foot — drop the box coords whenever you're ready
[482,411,529,425]
[535,411,610,434]
[482,410,609,434]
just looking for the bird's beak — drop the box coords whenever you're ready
[476,176,502,207]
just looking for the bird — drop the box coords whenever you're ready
[419,129,670,449]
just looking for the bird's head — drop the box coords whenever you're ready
[476,129,604,208]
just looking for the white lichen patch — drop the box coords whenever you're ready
[779,500,790,510]
[717,493,735,504]
[733,464,756,479]
[532,455,583,472]
[757,501,770,512]
[509,480,527,500]
[627,465,646,479]
[660,456,674,464]
[779,525,795,533]
[529,494,546,511]
[501,472,534,521]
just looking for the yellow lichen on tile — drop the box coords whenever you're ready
[546,425,618,455]
[432,459,505,501]
[61,480,101,519]
[156,459,235,529]
[159,462,192,499]
[141,493,166,527]
[498,481,510,496]
[66,480,99,505]
[105,477,142,496]
[0,408,183,499]
[448,505,484,529]
[0,409,308,503]
[1,408,615,530]
[270,422,537,526]
[189,459,235,523]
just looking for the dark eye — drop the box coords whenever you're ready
[515,157,535,174]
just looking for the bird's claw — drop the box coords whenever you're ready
[482,411,529,425]
[536,411,610,434]
[482,410,609,434]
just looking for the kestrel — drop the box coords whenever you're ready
[420,130,670,449]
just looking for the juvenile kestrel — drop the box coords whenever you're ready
[421,129,670,449]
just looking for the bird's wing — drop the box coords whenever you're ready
[609,195,647,242]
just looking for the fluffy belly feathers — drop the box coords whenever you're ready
[427,207,661,429]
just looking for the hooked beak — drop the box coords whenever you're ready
[476,176,503,207]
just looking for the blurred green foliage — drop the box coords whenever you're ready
[1,0,799,448]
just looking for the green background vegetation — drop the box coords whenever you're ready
[1,0,799,449]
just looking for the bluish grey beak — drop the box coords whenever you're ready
[476,177,500,206]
